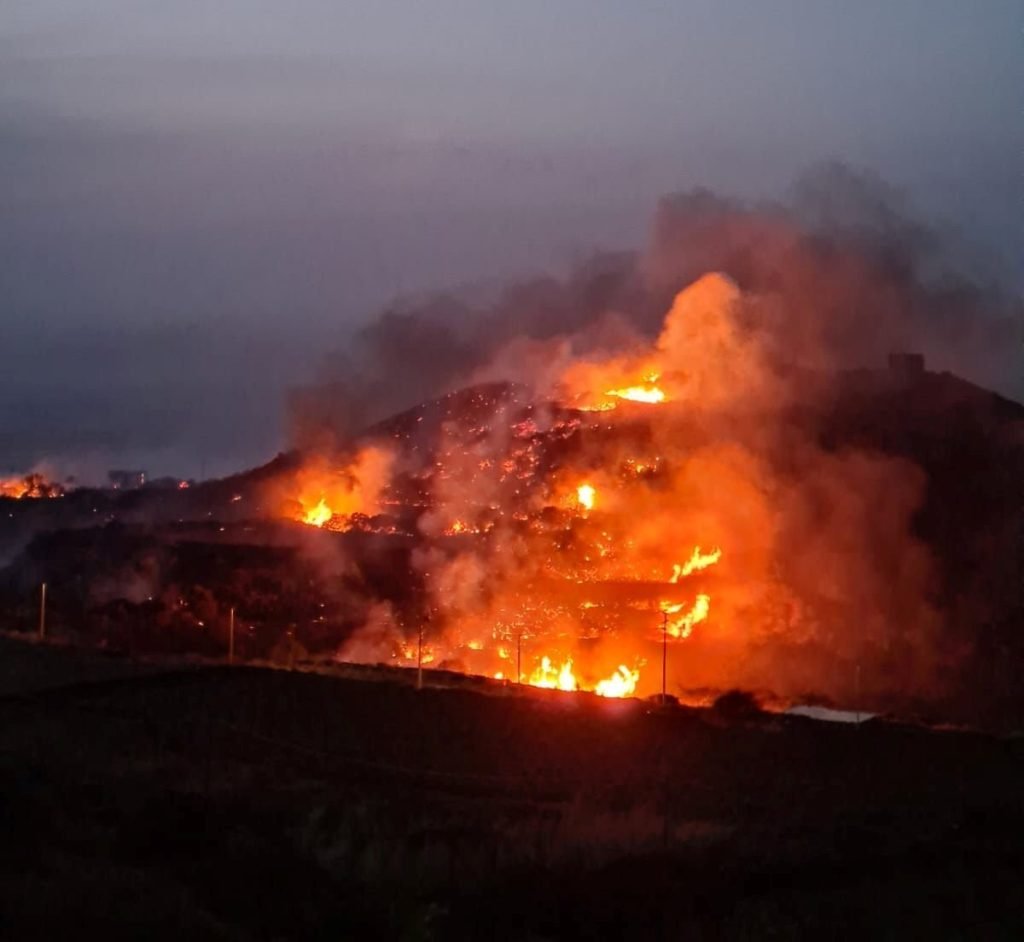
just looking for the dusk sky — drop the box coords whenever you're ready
[2,1,1020,478]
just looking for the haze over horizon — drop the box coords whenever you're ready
[2,1,1020,480]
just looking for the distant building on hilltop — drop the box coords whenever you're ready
[108,469,146,490]
[888,352,925,379]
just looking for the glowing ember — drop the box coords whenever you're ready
[594,665,640,698]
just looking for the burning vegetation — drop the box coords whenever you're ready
[2,167,1021,725]
[268,271,950,708]
[0,472,67,500]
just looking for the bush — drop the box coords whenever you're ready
[710,689,762,720]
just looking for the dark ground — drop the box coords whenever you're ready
[0,636,1021,940]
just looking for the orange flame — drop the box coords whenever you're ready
[0,473,66,499]
[594,665,640,698]
[670,546,722,582]
[576,483,596,512]
[605,384,666,404]
[528,656,578,691]
[302,497,333,528]
[662,594,711,639]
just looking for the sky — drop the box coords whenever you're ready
[1,1,1020,478]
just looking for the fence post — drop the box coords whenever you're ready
[38,582,47,640]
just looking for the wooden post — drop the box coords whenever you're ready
[661,610,668,700]
[517,631,522,684]
[417,620,423,691]
[38,582,47,640]
[855,662,862,724]
[228,607,235,664]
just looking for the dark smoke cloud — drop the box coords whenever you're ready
[294,162,1022,447]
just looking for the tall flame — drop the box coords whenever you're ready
[662,594,712,639]
[594,665,640,698]
[302,497,333,528]
[528,656,578,691]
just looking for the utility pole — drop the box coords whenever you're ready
[855,662,862,724]
[661,609,668,700]
[228,606,235,664]
[517,631,522,685]
[38,582,47,640]
[417,619,424,691]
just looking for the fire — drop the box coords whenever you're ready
[662,594,711,639]
[605,384,666,404]
[284,445,394,530]
[670,546,722,582]
[594,665,640,698]
[302,497,333,528]
[576,483,596,512]
[523,657,639,698]
[0,472,66,499]
[528,656,578,691]
[291,278,769,698]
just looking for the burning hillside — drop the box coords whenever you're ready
[2,168,1020,725]
[0,472,67,500]
[268,273,947,706]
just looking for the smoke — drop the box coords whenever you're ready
[291,161,1021,448]
[646,161,1022,390]
[367,271,944,707]
[278,161,1021,713]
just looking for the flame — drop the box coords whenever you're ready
[0,473,66,499]
[594,665,640,698]
[605,384,666,404]
[302,497,333,528]
[670,546,722,582]
[528,656,578,691]
[576,483,596,512]
[662,594,711,639]
[286,445,394,529]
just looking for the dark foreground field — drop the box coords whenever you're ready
[0,637,1021,940]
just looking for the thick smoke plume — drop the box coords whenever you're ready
[291,161,1021,444]
[281,162,1021,711]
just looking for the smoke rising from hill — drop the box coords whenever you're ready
[292,162,1021,448]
